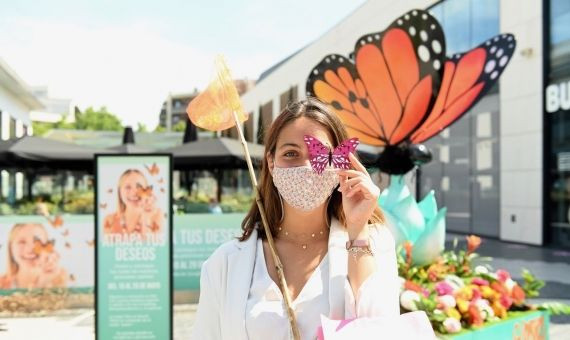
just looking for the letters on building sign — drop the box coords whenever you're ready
[546,81,570,113]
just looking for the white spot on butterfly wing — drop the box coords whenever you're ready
[418,45,430,62]
[432,40,442,54]
[485,60,496,73]
[433,60,441,70]
[499,55,509,67]
[420,31,428,42]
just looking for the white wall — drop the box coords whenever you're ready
[0,85,33,126]
[499,0,544,245]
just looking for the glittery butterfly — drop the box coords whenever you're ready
[304,135,359,175]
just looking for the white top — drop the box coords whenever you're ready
[245,238,330,340]
[191,219,404,340]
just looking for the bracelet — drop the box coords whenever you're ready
[347,246,373,259]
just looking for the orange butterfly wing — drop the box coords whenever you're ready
[145,163,159,176]
[307,9,445,146]
[411,34,516,143]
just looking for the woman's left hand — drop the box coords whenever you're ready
[337,152,380,237]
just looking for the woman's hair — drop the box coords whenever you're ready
[6,223,46,276]
[117,169,147,212]
[238,97,384,241]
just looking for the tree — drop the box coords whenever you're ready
[137,122,148,132]
[74,107,122,131]
[172,120,186,132]
[31,106,123,136]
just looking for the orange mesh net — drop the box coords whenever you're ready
[186,55,249,131]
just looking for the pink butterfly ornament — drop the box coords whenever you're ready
[304,135,360,175]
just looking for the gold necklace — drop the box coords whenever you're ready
[277,226,329,250]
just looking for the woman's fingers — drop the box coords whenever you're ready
[348,152,367,173]
[338,176,364,192]
[337,169,369,179]
[345,183,369,198]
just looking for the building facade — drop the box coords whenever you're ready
[0,58,44,202]
[240,0,569,248]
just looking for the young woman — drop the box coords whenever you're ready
[0,223,67,289]
[191,98,400,339]
[104,169,162,235]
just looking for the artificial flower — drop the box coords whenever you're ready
[471,277,489,286]
[437,295,457,309]
[496,269,511,283]
[435,281,454,296]
[468,304,484,326]
[443,317,462,333]
[445,307,461,320]
[511,285,526,305]
[466,235,482,254]
[400,290,421,311]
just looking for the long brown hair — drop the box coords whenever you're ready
[238,97,384,241]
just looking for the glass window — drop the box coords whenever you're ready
[471,0,499,46]
[421,0,501,237]
[442,0,471,55]
[547,0,570,248]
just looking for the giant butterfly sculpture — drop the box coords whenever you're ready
[306,9,516,175]
[306,9,516,264]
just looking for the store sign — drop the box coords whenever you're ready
[95,154,172,340]
[545,80,570,113]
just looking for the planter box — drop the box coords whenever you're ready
[441,310,549,340]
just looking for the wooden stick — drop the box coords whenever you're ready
[231,110,300,340]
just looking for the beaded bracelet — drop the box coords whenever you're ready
[347,246,374,259]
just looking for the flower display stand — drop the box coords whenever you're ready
[443,310,549,340]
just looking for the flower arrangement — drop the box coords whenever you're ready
[397,235,570,335]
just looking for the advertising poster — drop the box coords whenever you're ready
[173,213,244,290]
[96,154,172,340]
[0,215,94,293]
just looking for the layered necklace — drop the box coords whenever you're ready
[277,223,329,249]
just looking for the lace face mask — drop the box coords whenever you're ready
[272,165,339,212]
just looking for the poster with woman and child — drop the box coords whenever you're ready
[95,154,172,340]
[0,215,94,291]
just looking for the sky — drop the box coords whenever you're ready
[0,0,367,129]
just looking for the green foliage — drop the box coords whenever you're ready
[32,121,55,136]
[62,191,94,214]
[31,107,122,135]
[537,302,570,315]
[172,121,186,132]
[521,268,545,298]
[74,107,122,131]
[136,122,148,132]
[154,125,166,133]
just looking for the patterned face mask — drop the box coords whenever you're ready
[272,165,339,212]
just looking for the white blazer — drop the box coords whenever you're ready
[191,218,401,340]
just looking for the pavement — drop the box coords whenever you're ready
[0,235,569,339]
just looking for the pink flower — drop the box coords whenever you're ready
[499,294,513,309]
[496,269,511,283]
[435,281,454,296]
[472,278,489,286]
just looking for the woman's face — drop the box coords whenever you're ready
[268,117,334,170]
[120,172,147,209]
[11,224,47,269]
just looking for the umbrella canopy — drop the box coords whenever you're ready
[162,137,265,170]
[107,144,155,154]
[0,136,110,171]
